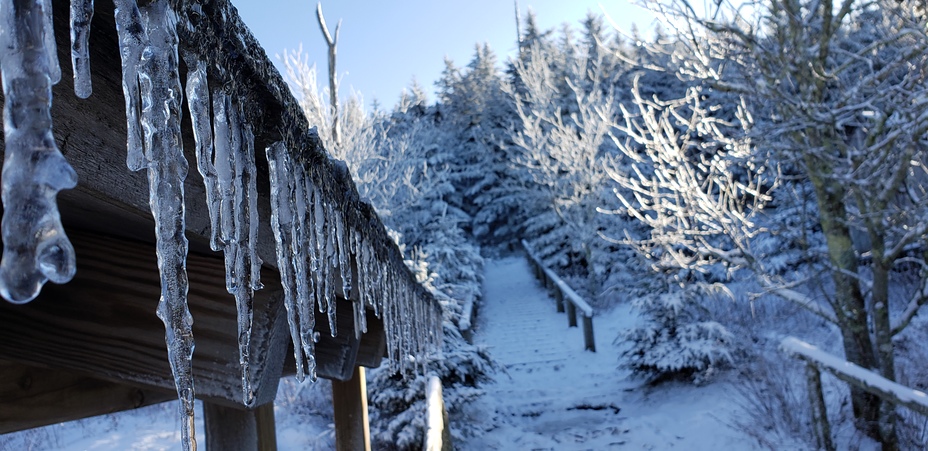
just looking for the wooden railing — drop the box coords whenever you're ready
[521,240,596,352]
[423,376,452,451]
[781,336,928,451]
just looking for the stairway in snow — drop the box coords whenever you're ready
[466,256,632,449]
[462,255,743,450]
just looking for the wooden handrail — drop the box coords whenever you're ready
[520,240,596,352]
[781,336,928,451]
[423,376,452,451]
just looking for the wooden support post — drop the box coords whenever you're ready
[566,300,577,327]
[204,401,278,451]
[555,289,565,313]
[424,376,452,451]
[805,363,835,451]
[582,315,596,352]
[332,366,371,451]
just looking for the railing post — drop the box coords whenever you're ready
[555,288,565,313]
[582,315,596,352]
[566,300,577,327]
[805,363,835,451]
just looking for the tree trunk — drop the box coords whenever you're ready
[805,154,883,440]
[870,238,899,450]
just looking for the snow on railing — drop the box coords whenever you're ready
[0,1,442,449]
[520,240,596,352]
[781,336,928,451]
[424,375,452,451]
[781,337,928,416]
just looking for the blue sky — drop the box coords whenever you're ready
[234,1,658,108]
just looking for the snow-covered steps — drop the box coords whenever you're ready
[462,256,749,450]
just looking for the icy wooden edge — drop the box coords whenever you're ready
[520,239,594,317]
[780,336,928,416]
[424,375,451,451]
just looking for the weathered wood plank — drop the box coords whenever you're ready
[355,311,386,369]
[0,360,176,434]
[332,366,371,451]
[314,298,361,381]
[0,229,287,408]
[204,401,278,451]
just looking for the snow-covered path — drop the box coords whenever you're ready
[460,256,749,450]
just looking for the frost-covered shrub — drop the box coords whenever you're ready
[620,281,734,383]
[368,326,496,450]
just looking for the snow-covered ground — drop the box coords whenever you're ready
[458,256,747,450]
[3,256,765,450]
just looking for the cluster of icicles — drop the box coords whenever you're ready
[0,1,441,450]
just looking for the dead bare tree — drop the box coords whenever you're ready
[316,2,341,147]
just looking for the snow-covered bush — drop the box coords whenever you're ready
[620,281,734,383]
[368,325,496,450]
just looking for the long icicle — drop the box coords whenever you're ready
[137,1,196,449]
[292,161,317,380]
[0,0,78,304]
[183,56,222,251]
[40,0,60,85]
[69,0,94,98]
[113,0,148,171]
[266,142,309,381]
[233,106,259,407]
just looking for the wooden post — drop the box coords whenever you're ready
[805,363,835,451]
[566,300,577,327]
[332,366,371,451]
[424,376,452,451]
[204,401,278,451]
[582,315,596,352]
[555,289,565,313]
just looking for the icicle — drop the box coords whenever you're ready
[0,0,78,303]
[212,92,237,292]
[113,0,148,171]
[211,96,261,404]
[324,201,338,336]
[243,125,262,292]
[292,163,317,379]
[265,142,307,381]
[183,57,221,251]
[335,213,351,298]
[137,1,196,450]
[352,233,367,336]
[69,0,94,98]
[40,0,60,85]
[233,109,257,407]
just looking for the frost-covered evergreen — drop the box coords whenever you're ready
[620,280,734,383]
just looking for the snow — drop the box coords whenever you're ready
[460,256,746,450]
[424,375,445,450]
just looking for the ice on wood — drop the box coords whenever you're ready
[69,0,94,98]
[0,0,79,304]
[135,1,196,450]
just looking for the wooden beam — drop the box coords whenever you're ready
[314,297,361,381]
[355,311,386,369]
[0,360,176,434]
[204,401,278,451]
[332,366,371,451]
[0,229,288,408]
